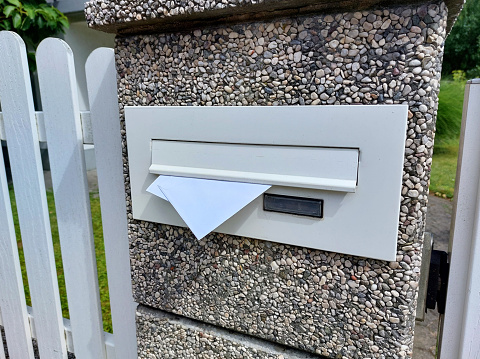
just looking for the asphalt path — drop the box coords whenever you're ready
[413,195,452,359]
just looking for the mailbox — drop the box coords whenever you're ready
[125,105,408,261]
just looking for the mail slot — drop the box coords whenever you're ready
[150,140,359,192]
[125,105,408,260]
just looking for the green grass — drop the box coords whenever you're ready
[430,138,459,198]
[429,80,465,198]
[8,186,113,333]
[436,80,465,139]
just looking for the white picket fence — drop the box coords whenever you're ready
[0,31,137,359]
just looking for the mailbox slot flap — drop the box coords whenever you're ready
[149,140,359,192]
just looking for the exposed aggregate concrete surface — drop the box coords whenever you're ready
[84,0,462,34]
[110,2,447,358]
[137,305,323,358]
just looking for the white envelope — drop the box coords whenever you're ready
[147,175,270,240]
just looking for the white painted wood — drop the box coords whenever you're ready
[26,307,35,340]
[63,318,74,353]
[440,79,480,359]
[80,111,94,144]
[0,113,6,140]
[125,105,408,261]
[36,38,106,359]
[1,112,47,142]
[86,47,138,359]
[23,305,116,357]
[35,112,47,142]
[0,141,35,359]
[1,111,92,143]
[0,31,67,359]
[105,333,116,359]
[150,141,359,192]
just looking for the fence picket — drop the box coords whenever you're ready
[0,31,67,359]
[440,80,480,358]
[36,38,106,359]
[0,144,35,359]
[86,48,138,359]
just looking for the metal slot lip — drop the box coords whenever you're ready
[149,164,357,192]
[150,139,359,192]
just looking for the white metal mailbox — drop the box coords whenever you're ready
[125,105,408,261]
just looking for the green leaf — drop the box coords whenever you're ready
[1,1,70,55]
[58,17,69,30]
[3,5,16,17]
[12,12,22,29]
[6,0,20,6]
[21,17,31,31]
[37,7,56,21]
[1,20,11,30]
[36,15,44,28]
[25,5,36,19]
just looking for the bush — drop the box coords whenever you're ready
[443,0,480,76]
[0,0,68,70]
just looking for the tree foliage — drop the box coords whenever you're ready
[443,0,480,77]
[0,0,68,70]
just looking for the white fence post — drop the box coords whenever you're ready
[440,79,480,358]
[86,48,138,359]
[0,142,35,359]
[0,31,67,359]
[36,38,106,359]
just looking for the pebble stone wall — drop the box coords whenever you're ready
[137,305,321,358]
[90,0,448,357]
[84,0,462,34]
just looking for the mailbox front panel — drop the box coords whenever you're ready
[125,105,408,261]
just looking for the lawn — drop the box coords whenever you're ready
[429,79,466,198]
[8,186,113,333]
[430,138,460,198]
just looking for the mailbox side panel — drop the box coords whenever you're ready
[117,3,447,358]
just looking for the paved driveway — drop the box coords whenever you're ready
[413,195,452,359]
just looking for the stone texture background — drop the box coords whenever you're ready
[137,306,322,358]
[111,1,447,358]
[85,0,461,35]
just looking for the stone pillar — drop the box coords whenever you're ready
[85,0,462,357]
